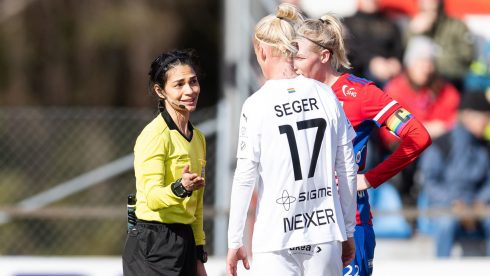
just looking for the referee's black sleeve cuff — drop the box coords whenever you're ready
[196,245,207,263]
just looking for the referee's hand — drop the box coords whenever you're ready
[181,164,205,192]
[226,246,249,276]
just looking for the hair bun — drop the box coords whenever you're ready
[320,15,329,23]
[275,3,303,22]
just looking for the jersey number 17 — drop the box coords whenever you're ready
[279,118,327,181]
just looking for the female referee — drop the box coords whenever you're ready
[226,3,358,276]
[122,49,208,276]
[293,14,432,276]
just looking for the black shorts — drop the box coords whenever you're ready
[122,220,197,276]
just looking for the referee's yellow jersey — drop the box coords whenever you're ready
[134,109,206,245]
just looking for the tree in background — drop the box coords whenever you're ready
[0,0,221,108]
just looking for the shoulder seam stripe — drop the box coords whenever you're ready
[373,100,398,122]
[347,75,369,84]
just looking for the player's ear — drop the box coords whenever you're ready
[255,43,267,63]
[319,49,331,64]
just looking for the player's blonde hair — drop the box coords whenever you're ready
[297,14,351,70]
[254,3,304,58]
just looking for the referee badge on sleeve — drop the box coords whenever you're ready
[199,159,206,178]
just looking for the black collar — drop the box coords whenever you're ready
[160,106,194,142]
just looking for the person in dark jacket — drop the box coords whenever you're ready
[407,0,475,90]
[419,91,490,257]
[343,0,404,88]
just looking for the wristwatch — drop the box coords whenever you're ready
[196,245,208,263]
[171,178,192,198]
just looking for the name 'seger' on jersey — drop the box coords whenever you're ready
[236,75,356,252]
[274,97,319,117]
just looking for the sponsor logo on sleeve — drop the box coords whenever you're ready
[240,141,247,151]
[239,126,247,137]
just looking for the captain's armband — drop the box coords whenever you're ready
[385,108,413,136]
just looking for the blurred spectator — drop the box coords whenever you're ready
[343,0,404,87]
[379,0,490,19]
[300,0,357,18]
[384,36,460,140]
[418,91,490,257]
[382,36,460,203]
[465,41,490,92]
[280,0,300,5]
[407,0,475,90]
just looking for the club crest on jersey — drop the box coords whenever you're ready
[355,144,366,164]
[342,85,357,97]
[287,87,296,93]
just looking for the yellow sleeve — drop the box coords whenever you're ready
[135,129,184,211]
[191,132,206,245]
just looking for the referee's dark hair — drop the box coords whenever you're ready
[148,49,201,90]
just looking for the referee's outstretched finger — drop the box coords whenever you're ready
[182,164,190,174]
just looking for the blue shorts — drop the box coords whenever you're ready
[343,224,376,276]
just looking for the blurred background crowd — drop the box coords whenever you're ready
[287,0,490,258]
[1,0,490,261]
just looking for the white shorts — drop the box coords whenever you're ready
[251,241,342,276]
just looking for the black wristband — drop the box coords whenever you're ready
[196,245,208,263]
[171,178,192,198]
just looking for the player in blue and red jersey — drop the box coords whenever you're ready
[294,14,432,276]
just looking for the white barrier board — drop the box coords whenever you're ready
[1,256,490,276]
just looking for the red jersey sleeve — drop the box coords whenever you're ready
[360,83,400,125]
[365,116,432,187]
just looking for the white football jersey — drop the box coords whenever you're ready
[233,75,356,253]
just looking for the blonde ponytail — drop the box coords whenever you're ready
[297,13,351,70]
